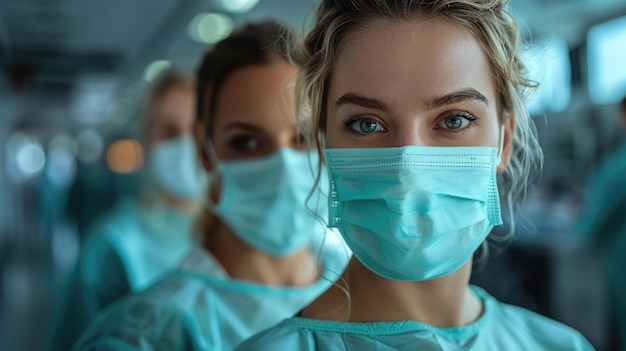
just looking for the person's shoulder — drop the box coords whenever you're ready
[491,300,595,350]
[234,318,309,351]
[72,275,207,350]
[80,198,144,260]
[590,142,626,184]
[83,198,142,241]
[141,271,215,301]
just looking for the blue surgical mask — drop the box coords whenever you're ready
[207,148,329,256]
[149,134,207,200]
[325,145,503,281]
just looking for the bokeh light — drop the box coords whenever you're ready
[16,141,46,176]
[76,129,104,164]
[46,134,78,186]
[5,132,46,179]
[106,139,144,174]
[217,0,261,13]
[143,60,172,82]
[188,13,234,44]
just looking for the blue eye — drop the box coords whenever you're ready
[347,118,386,134]
[438,114,472,130]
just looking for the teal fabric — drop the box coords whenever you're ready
[235,286,594,351]
[211,148,328,256]
[578,143,626,350]
[71,231,351,351]
[46,198,196,351]
[325,146,501,281]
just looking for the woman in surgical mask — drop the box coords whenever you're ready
[236,1,595,350]
[71,20,349,351]
[46,71,206,351]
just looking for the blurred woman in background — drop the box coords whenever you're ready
[578,95,626,350]
[71,20,349,351]
[46,70,207,351]
[237,0,593,350]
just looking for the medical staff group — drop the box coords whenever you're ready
[47,1,597,350]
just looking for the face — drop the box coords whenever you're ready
[207,61,304,163]
[146,84,196,149]
[326,17,513,171]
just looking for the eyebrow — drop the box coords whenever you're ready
[335,93,390,112]
[334,88,489,112]
[222,121,299,133]
[426,89,489,109]
[222,122,266,134]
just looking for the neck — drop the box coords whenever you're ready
[303,258,482,327]
[159,191,202,213]
[206,221,319,287]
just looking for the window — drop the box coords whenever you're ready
[587,15,626,105]
[520,36,572,115]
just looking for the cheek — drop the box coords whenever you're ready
[324,124,338,148]
[323,117,346,148]
[145,131,159,150]
[209,180,221,203]
[323,104,357,149]
[480,108,503,148]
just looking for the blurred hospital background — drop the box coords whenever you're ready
[0,0,625,350]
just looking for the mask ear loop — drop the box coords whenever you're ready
[202,138,222,211]
[496,124,506,163]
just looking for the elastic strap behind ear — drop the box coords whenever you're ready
[497,124,506,161]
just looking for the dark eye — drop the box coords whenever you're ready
[230,135,259,152]
[156,125,182,140]
[438,115,471,130]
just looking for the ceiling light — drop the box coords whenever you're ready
[188,12,234,44]
[217,0,261,13]
[143,60,171,82]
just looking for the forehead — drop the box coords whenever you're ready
[330,17,496,108]
[149,85,195,124]
[212,62,297,128]
[154,84,194,106]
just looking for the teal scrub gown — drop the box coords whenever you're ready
[578,143,626,350]
[46,198,196,351]
[71,230,351,351]
[235,286,594,351]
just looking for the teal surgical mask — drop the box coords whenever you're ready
[206,147,329,256]
[325,145,503,281]
[149,134,207,200]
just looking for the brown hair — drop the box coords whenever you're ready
[194,20,292,242]
[195,20,290,138]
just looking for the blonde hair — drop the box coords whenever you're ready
[289,0,543,243]
[138,69,195,199]
[142,69,195,148]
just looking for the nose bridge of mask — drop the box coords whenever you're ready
[202,147,319,209]
[205,147,327,256]
[326,146,501,223]
[149,134,207,198]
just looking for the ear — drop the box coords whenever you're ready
[497,114,515,174]
[194,120,213,172]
